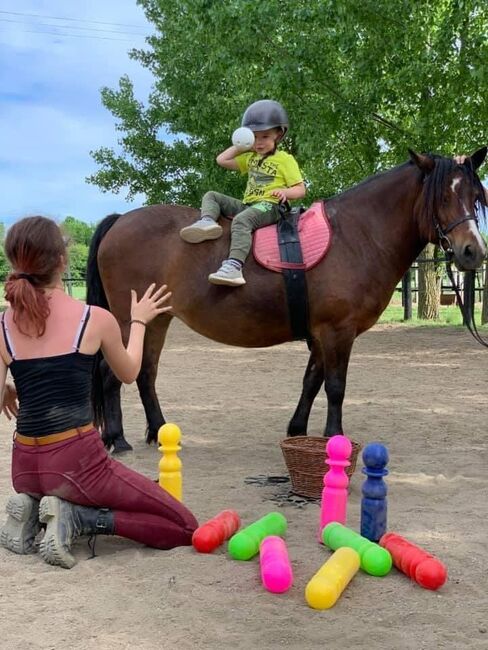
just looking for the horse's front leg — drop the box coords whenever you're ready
[287,340,324,436]
[136,316,172,444]
[319,328,355,437]
[100,359,133,454]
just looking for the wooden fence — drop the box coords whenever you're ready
[399,261,482,323]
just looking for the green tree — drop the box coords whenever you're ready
[61,216,96,246]
[0,249,10,281]
[88,0,488,206]
[0,223,9,280]
[67,243,90,280]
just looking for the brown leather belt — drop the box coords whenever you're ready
[14,423,95,446]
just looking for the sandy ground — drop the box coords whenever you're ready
[1,320,487,650]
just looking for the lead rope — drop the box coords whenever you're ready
[445,261,488,348]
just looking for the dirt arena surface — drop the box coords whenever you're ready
[1,320,487,650]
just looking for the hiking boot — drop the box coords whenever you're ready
[39,496,114,569]
[208,260,246,286]
[0,493,41,554]
[180,218,223,243]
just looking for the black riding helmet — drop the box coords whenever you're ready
[241,100,289,137]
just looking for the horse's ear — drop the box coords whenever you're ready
[469,146,487,171]
[408,149,435,173]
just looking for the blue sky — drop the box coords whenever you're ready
[0,1,154,225]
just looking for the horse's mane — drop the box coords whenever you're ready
[330,156,487,228]
[328,162,411,201]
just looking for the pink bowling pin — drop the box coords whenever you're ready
[260,536,293,594]
[319,434,352,541]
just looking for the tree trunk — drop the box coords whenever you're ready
[482,260,488,324]
[417,244,442,319]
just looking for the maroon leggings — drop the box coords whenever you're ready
[11,428,198,549]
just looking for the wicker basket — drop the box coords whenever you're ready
[280,436,362,499]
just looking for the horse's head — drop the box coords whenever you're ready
[409,147,487,270]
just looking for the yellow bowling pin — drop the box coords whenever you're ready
[158,423,182,501]
[305,547,360,609]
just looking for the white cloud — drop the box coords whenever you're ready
[0,0,156,224]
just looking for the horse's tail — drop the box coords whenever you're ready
[86,213,121,439]
[86,212,120,309]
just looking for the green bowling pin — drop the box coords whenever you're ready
[322,522,392,576]
[228,512,287,560]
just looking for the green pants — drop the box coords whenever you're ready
[201,191,279,263]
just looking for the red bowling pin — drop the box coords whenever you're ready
[379,532,447,590]
[192,510,241,553]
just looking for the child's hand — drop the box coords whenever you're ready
[454,155,467,164]
[130,284,172,326]
[271,189,288,203]
[2,383,18,420]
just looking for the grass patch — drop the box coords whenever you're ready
[379,302,488,328]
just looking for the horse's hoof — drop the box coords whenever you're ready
[112,437,133,454]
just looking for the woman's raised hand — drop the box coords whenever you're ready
[130,283,172,325]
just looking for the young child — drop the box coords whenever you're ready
[180,100,306,286]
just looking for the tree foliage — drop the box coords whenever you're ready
[61,216,96,246]
[60,217,96,281]
[88,0,488,207]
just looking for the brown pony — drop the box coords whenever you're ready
[86,149,487,452]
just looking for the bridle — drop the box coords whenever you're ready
[433,213,479,256]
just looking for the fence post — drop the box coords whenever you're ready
[64,258,73,297]
[402,269,412,320]
[463,271,475,326]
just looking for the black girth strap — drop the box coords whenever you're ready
[276,207,311,343]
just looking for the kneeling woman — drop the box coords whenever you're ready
[0,216,198,568]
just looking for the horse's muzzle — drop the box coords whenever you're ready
[453,240,486,271]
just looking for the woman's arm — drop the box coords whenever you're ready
[0,360,7,416]
[97,284,172,384]
[0,360,17,420]
[2,382,18,420]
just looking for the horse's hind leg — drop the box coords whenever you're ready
[287,340,324,437]
[136,315,173,445]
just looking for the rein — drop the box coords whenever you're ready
[444,260,488,348]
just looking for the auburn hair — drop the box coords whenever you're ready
[4,216,66,336]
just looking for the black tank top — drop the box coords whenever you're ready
[2,305,96,437]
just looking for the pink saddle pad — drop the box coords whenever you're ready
[252,201,332,272]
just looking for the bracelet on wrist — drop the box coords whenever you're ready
[130,319,147,327]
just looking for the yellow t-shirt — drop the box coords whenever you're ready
[235,150,303,205]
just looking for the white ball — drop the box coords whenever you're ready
[232,127,255,151]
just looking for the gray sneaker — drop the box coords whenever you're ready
[180,218,223,243]
[208,261,246,286]
[0,493,41,554]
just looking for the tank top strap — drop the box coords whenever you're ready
[1,312,16,360]
[72,305,91,352]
